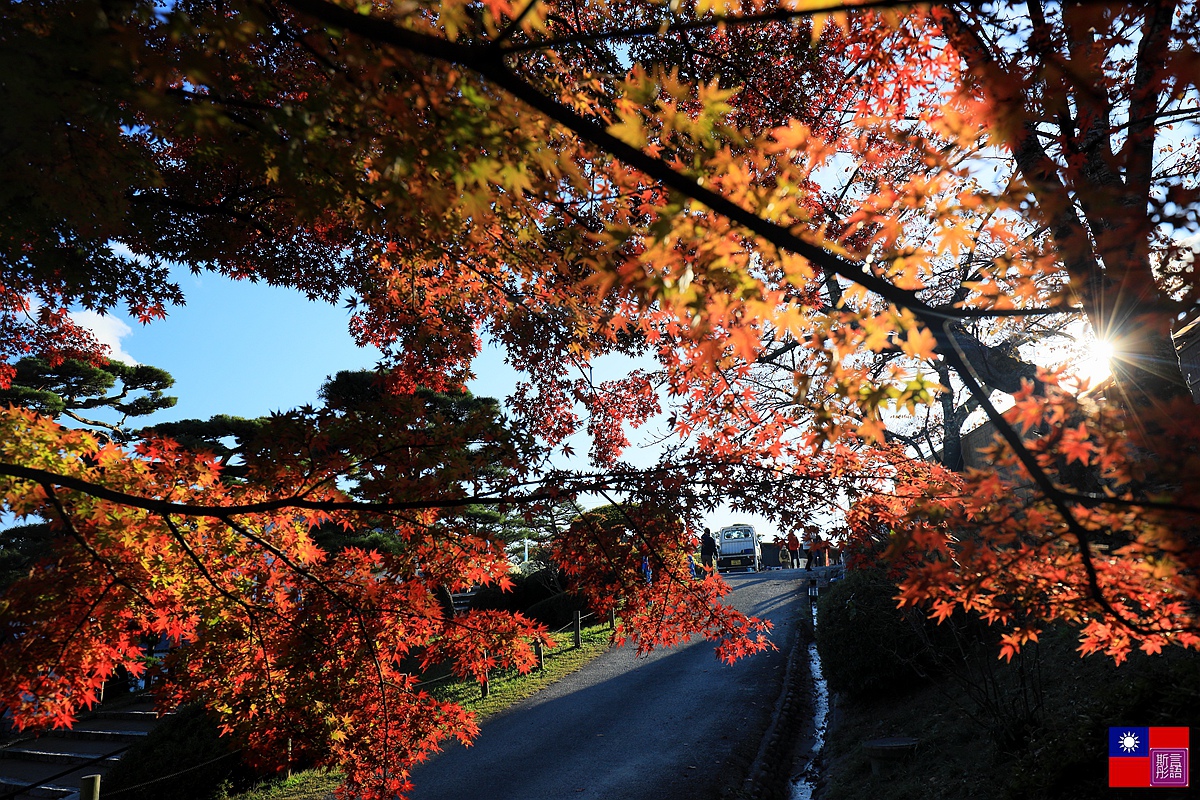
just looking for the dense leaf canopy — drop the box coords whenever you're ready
[2,0,1199,796]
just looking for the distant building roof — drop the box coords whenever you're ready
[1172,312,1200,403]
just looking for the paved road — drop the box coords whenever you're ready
[408,570,811,800]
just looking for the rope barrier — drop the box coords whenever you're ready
[417,614,611,693]
[0,745,130,800]
[104,749,245,796]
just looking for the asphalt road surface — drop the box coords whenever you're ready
[407,570,810,800]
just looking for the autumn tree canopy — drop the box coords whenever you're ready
[2,0,1199,796]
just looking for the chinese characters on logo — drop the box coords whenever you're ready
[1151,748,1188,788]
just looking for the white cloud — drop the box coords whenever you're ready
[70,311,138,365]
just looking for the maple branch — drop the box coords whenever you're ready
[938,325,1153,636]
[280,0,1084,350]
[500,0,954,55]
[160,515,273,621]
[216,513,399,755]
[493,0,544,46]
[278,0,935,311]
[41,580,118,689]
[1042,490,1200,517]
[0,461,577,516]
[1124,1,1179,202]
[38,482,155,609]
[158,514,320,707]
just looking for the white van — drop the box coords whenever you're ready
[716,524,761,572]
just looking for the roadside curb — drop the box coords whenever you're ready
[740,591,812,800]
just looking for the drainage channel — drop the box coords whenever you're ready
[790,602,829,800]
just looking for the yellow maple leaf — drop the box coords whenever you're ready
[938,223,976,258]
[900,325,938,360]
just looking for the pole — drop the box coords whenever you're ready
[573,611,582,649]
[534,639,545,671]
[81,775,101,800]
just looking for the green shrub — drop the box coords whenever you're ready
[523,591,590,630]
[1004,631,1200,799]
[815,568,930,699]
[469,567,562,616]
[103,704,256,800]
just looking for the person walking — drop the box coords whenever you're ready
[700,528,718,572]
[786,531,801,570]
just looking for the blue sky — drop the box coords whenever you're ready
[72,266,786,540]
[83,267,523,424]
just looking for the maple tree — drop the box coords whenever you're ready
[2,0,1200,797]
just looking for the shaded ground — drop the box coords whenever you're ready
[817,626,1200,800]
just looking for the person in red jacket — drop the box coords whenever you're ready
[786,531,801,570]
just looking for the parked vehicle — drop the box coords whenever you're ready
[716,524,761,572]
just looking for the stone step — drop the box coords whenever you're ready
[89,709,160,723]
[0,757,115,800]
[44,728,149,743]
[0,774,75,800]
[0,738,129,765]
[451,587,479,613]
[0,699,166,799]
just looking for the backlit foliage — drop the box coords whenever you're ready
[2,0,1199,797]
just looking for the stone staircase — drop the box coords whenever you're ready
[0,701,164,800]
[451,587,480,615]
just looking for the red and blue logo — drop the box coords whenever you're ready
[1109,727,1189,787]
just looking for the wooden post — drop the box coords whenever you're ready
[534,639,545,670]
[480,673,489,699]
[81,775,101,800]
[573,611,582,649]
[608,608,616,630]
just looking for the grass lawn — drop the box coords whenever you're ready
[221,623,614,800]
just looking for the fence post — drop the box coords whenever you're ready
[534,639,545,671]
[608,608,615,630]
[481,650,490,698]
[573,611,582,649]
[81,775,101,800]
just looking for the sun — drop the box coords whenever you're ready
[1119,732,1140,753]
[1075,335,1116,386]
[1092,338,1116,364]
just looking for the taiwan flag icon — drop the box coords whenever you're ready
[1109,727,1190,787]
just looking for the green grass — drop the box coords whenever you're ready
[222,623,614,800]
[219,770,344,800]
[427,623,614,719]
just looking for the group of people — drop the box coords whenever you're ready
[697,528,817,571]
[777,532,804,570]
